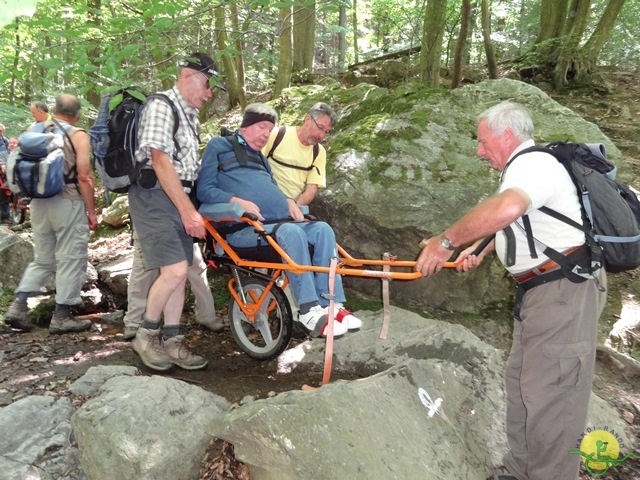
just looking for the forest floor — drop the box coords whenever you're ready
[1,68,640,479]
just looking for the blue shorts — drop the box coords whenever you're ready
[128,185,194,270]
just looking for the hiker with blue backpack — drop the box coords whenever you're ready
[415,101,611,480]
[128,52,224,372]
[4,94,98,334]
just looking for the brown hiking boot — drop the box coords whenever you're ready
[4,301,33,332]
[196,317,225,333]
[131,327,172,371]
[164,335,208,370]
[49,310,92,334]
[123,325,139,340]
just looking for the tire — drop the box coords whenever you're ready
[229,275,293,360]
[10,204,26,225]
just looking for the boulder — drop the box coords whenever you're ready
[0,396,82,480]
[291,79,620,311]
[71,375,230,480]
[0,227,33,291]
[100,195,130,228]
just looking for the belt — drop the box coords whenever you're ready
[181,180,195,188]
[512,246,582,283]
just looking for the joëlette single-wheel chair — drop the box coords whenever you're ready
[200,203,457,361]
[0,170,30,224]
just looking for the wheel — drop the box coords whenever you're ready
[10,203,26,225]
[229,274,293,360]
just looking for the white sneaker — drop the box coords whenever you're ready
[332,303,362,331]
[298,305,348,338]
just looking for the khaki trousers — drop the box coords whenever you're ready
[123,239,215,328]
[503,269,606,480]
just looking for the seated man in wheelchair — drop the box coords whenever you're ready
[197,103,361,338]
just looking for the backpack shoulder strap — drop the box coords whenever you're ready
[223,134,270,171]
[147,92,182,156]
[265,126,286,160]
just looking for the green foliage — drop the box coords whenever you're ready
[0,102,33,137]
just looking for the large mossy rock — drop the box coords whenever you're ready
[275,79,620,312]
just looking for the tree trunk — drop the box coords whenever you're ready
[452,0,471,89]
[480,0,498,79]
[419,0,447,87]
[576,0,627,78]
[292,3,315,82]
[9,19,20,106]
[85,0,102,108]
[536,0,569,43]
[352,0,359,65]
[214,5,245,109]
[229,2,246,96]
[553,0,590,89]
[338,5,347,73]
[273,6,293,97]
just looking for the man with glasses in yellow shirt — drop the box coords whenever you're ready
[262,102,336,221]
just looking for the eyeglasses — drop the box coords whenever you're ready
[194,72,225,91]
[310,116,331,136]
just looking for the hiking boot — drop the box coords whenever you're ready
[196,317,225,333]
[488,465,518,480]
[123,325,139,340]
[298,305,347,338]
[164,335,208,370]
[331,303,362,331]
[4,301,33,332]
[49,311,92,334]
[131,327,172,371]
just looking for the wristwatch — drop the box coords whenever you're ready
[440,234,456,251]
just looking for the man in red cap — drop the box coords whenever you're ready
[128,52,224,372]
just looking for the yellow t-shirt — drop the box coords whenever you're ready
[262,126,326,200]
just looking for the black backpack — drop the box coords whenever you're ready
[512,142,640,274]
[265,126,320,175]
[90,88,180,193]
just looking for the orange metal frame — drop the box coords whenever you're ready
[204,214,456,324]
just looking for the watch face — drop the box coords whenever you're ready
[441,237,453,250]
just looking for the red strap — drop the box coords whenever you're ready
[379,252,392,340]
[322,257,338,385]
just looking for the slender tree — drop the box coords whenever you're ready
[452,0,471,89]
[215,4,245,109]
[338,4,347,73]
[85,0,101,107]
[480,0,497,79]
[419,0,447,87]
[274,6,293,97]
[352,0,359,65]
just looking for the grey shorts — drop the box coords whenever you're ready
[128,185,194,270]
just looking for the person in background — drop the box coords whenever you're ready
[0,131,15,223]
[262,102,337,220]
[3,94,98,334]
[198,103,362,339]
[0,124,9,160]
[122,234,222,340]
[415,101,606,480]
[128,52,224,372]
[30,101,51,123]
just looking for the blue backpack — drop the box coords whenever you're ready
[6,119,77,199]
